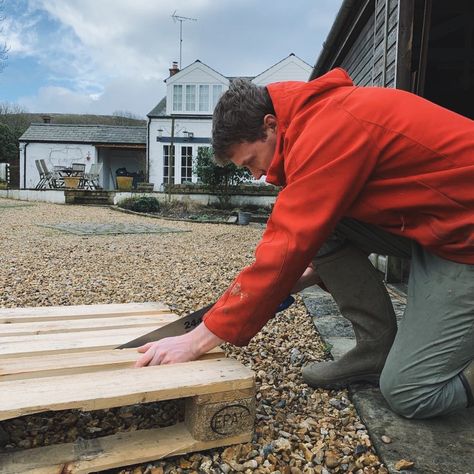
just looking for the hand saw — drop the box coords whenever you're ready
[116,295,295,349]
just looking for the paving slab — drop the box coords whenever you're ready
[302,285,474,474]
[38,222,190,236]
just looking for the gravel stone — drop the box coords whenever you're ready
[0,200,387,473]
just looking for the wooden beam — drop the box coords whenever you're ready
[0,423,252,474]
[0,302,170,323]
[0,315,179,337]
[0,326,185,359]
[396,0,415,91]
[0,358,254,421]
[0,347,225,381]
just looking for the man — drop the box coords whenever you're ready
[136,69,474,419]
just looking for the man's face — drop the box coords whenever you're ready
[228,114,277,180]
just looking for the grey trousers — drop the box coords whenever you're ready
[318,218,474,419]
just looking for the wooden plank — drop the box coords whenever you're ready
[0,302,170,323]
[0,347,225,381]
[0,358,255,421]
[0,314,179,337]
[0,326,181,359]
[0,423,252,474]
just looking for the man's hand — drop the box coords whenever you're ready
[134,321,224,367]
[292,262,323,293]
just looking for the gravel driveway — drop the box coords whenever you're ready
[0,199,387,474]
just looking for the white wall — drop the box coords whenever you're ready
[148,56,311,189]
[165,62,229,115]
[0,189,66,203]
[252,55,312,86]
[19,142,96,189]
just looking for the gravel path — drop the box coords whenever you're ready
[0,199,388,473]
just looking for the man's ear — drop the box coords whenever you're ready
[263,114,277,131]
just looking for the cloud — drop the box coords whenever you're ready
[8,0,343,115]
[19,76,163,117]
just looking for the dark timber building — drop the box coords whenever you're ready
[311,0,473,283]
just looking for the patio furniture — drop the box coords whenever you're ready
[71,162,86,188]
[34,160,47,189]
[39,160,60,188]
[83,163,103,190]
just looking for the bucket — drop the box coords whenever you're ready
[116,176,134,191]
[238,211,251,225]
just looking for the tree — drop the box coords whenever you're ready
[0,102,30,138]
[194,147,252,208]
[112,110,144,126]
[0,123,17,163]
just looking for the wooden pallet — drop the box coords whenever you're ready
[0,303,256,473]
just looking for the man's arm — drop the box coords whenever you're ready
[134,321,224,367]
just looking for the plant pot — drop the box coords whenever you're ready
[63,177,80,189]
[237,211,251,225]
[116,176,134,191]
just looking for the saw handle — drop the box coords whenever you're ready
[276,295,295,313]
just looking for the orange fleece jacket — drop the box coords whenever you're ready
[203,68,474,346]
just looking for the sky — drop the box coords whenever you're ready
[0,0,343,118]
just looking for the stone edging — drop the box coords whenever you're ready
[109,205,239,225]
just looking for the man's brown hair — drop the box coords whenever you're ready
[212,79,275,165]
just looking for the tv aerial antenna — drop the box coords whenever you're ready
[171,11,197,69]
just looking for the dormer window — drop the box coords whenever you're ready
[172,83,225,113]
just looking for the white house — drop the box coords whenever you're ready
[19,123,146,190]
[147,54,312,189]
[18,54,311,191]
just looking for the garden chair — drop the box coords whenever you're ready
[71,162,86,188]
[84,162,103,190]
[34,160,46,189]
[39,159,59,188]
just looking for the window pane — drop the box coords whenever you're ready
[199,85,209,112]
[185,85,196,112]
[163,145,175,184]
[181,146,193,183]
[173,85,182,112]
[212,85,223,108]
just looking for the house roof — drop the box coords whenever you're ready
[252,53,312,82]
[310,0,358,80]
[148,54,309,118]
[147,97,167,117]
[19,123,147,145]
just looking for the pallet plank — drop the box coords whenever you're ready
[0,358,254,421]
[0,302,170,323]
[0,423,252,474]
[0,314,179,337]
[0,326,179,358]
[0,347,225,381]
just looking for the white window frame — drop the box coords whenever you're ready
[185,85,196,112]
[199,85,210,112]
[212,85,223,108]
[173,85,183,112]
[180,146,193,183]
[163,145,175,185]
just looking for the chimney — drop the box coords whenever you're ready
[169,61,180,76]
[41,115,52,124]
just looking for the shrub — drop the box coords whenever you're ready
[118,196,160,213]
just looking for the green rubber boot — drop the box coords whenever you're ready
[460,361,474,407]
[302,244,397,389]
